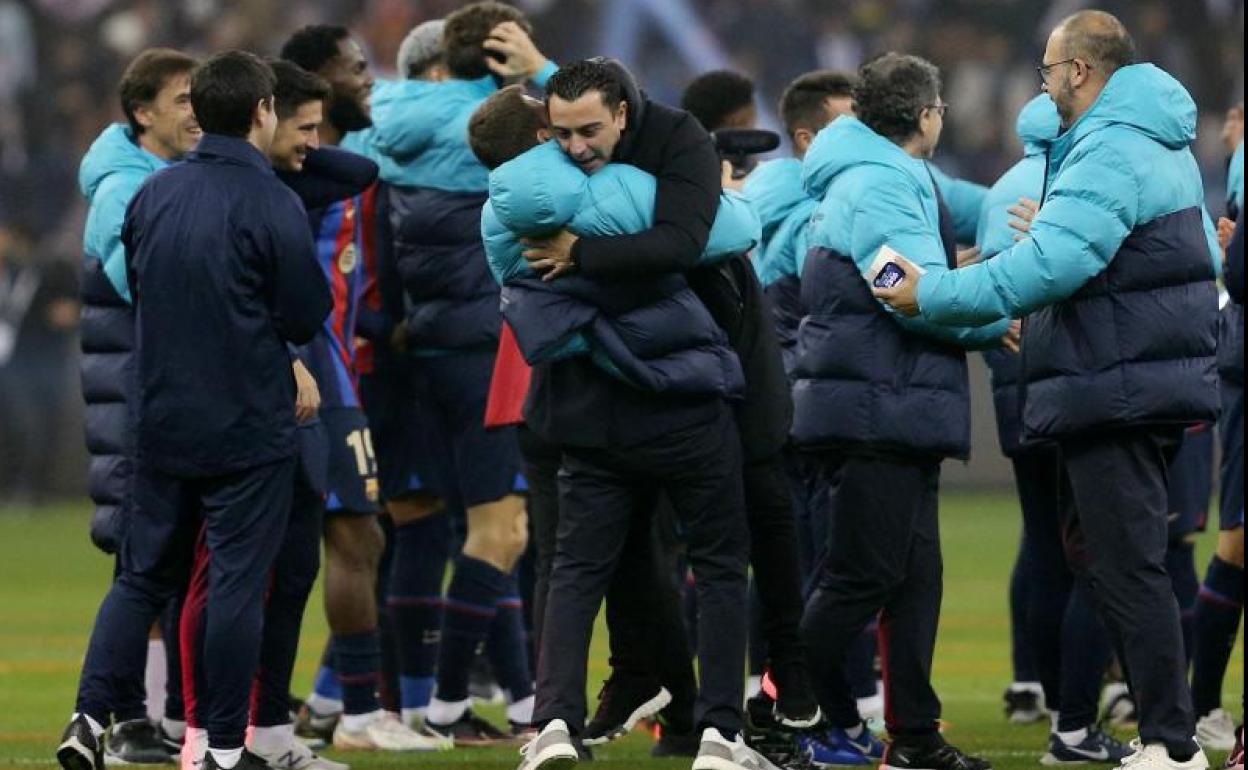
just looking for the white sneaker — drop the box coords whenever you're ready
[692,728,773,770]
[516,719,579,770]
[1119,741,1208,770]
[1197,710,1238,751]
[250,737,350,770]
[331,712,451,751]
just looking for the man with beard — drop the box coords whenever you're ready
[279,25,444,752]
[876,11,1220,770]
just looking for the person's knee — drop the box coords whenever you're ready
[463,495,528,569]
[326,515,384,573]
[1216,527,1245,567]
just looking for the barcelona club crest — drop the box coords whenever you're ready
[338,243,358,274]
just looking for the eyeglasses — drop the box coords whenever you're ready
[923,103,949,118]
[1037,58,1085,84]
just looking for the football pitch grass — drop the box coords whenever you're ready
[0,495,1241,770]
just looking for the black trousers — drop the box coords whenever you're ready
[801,453,943,734]
[519,426,562,654]
[739,453,815,715]
[524,426,699,734]
[533,405,749,735]
[1013,446,1109,732]
[1057,427,1197,757]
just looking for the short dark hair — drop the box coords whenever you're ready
[119,48,197,136]
[269,59,331,120]
[1059,10,1135,76]
[443,2,531,80]
[854,52,941,144]
[191,50,276,138]
[780,70,856,138]
[681,70,754,132]
[545,59,625,112]
[280,25,351,74]
[468,85,545,170]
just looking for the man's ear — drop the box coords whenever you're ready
[615,99,628,131]
[253,96,273,128]
[537,127,551,142]
[794,128,813,156]
[133,103,156,132]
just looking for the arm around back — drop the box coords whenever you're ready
[279,146,379,210]
[572,109,721,277]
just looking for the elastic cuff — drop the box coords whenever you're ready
[532,60,559,89]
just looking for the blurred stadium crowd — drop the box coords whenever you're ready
[0,0,1243,503]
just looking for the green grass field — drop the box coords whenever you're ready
[0,495,1241,770]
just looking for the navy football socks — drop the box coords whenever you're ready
[1191,556,1244,716]
[333,632,381,716]
[486,573,534,707]
[433,555,507,706]
[387,513,451,717]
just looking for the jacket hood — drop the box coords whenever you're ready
[743,158,809,238]
[802,115,925,199]
[79,124,168,202]
[1060,63,1196,152]
[605,58,649,160]
[1017,94,1060,156]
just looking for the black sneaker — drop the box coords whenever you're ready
[746,691,779,732]
[1004,685,1047,724]
[104,719,173,764]
[882,734,993,770]
[652,730,701,758]
[745,725,818,769]
[293,703,338,750]
[582,677,672,746]
[57,715,103,770]
[201,748,269,770]
[426,708,512,747]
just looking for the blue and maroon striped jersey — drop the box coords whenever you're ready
[304,188,381,409]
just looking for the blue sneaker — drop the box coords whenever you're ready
[801,725,883,767]
[1041,729,1133,765]
[838,724,886,760]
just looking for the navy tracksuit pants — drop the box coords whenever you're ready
[76,457,295,748]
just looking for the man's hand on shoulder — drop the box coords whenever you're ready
[484,21,549,82]
[523,229,579,281]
